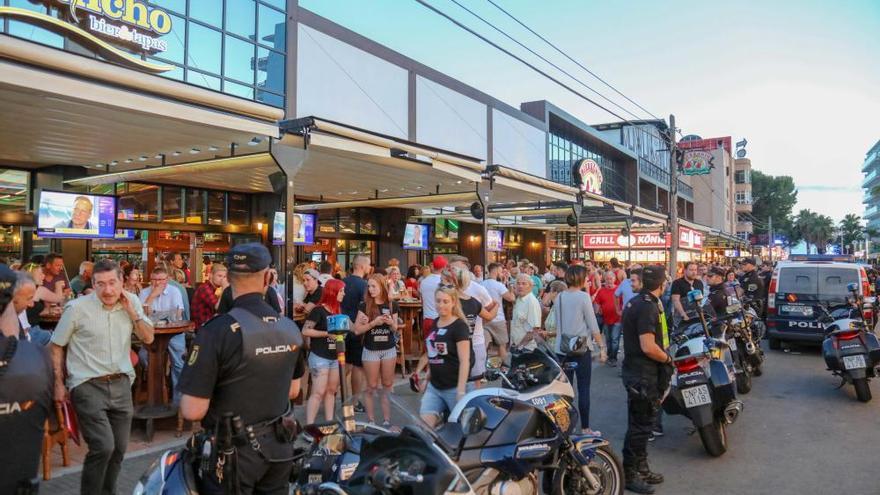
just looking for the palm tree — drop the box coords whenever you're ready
[839,214,863,254]
[811,214,835,254]
[794,210,817,253]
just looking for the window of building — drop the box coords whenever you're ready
[0,169,29,214]
[207,191,226,225]
[162,186,184,223]
[735,169,751,184]
[227,193,249,226]
[735,191,752,204]
[548,125,627,201]
[119,184,159,222]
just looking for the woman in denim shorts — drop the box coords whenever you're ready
[302,278,346,424]
[419,285,473,427]
[353,274,399,426]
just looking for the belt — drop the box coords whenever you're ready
[89,373,128,383]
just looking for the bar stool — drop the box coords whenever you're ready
[41,402,70,480]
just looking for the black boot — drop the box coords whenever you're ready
[624,467,656,494]
[638,459,664,484]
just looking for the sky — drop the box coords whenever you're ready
[300,0,880,223]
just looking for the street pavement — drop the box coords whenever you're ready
[44,342,880,494]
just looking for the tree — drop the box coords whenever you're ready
[811,214,835,254]
[795,210,817,253]
[751,170,798,236]
[839,214,864,254]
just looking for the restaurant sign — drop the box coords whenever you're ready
[680,150,714,176]
[582,227,703,250]
[575,159,604,195]
[0,0,173,73]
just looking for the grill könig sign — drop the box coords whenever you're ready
[582,227,703,250]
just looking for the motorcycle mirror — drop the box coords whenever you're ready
[459,406,487,436]
[687,289,704,303]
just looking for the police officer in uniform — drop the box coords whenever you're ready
[0,264,52,495]
[707,266,730,317]
[620,265,672,494]
[179,243,305,495]
[738,258,766,317]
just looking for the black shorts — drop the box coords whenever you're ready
[345,332,364,367]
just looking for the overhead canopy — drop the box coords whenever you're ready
[0,35,280,169]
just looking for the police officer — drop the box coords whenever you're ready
[179,243,305,495]
[0,264,52,495]
[707,266,730,317]
[620,265,672,494]
[739,258,766,316]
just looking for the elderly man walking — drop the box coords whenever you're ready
[50,259,154,495]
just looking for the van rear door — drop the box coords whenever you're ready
[774,266,858,338]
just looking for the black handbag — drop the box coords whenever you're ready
[557,292,590,358]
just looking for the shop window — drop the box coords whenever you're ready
[358,209,376,235]
[0,170,28,214]
[162,186,184,223]
[339,209,356,234]
[207,191,226,225]
[257,4,285,49]
[227,193,249,226]
[224,35,256,84]
[119,184,159,222]
[226,0,256,38]
[317,209,337,234]
[186,189,206,224]
[187,22,222,75]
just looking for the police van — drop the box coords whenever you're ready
[766,257,870,349]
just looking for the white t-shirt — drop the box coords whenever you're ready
[465,281,493,346]
[420,273,442,319]
[481,279,509,322]
[511,293,542,350]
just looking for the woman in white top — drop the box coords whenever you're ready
[386,266,406,300]
[291,263,307,305]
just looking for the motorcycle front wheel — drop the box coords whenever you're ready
[698,420,728,457]
[548,446,623,495]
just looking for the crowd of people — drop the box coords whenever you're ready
[0,243,775,494]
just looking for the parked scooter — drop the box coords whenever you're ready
[820,283,880,403]
[663,290,743,457]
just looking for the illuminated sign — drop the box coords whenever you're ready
[582,228,703,250]
[576,159,604,195]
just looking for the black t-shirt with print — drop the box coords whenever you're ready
[358,300,400,351]
[304,287,323,306]
[671,277,704,322]
[305,306,338,360]
[426,318,473,390]
[459,297,483,339]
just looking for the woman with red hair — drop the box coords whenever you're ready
[303,278,345,424]
[353,274,399,426]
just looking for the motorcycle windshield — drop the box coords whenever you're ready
[505,344,567,392]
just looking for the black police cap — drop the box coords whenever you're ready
[742,257,757,266]
[227,243,272,273]
[708,266,726,278]
[642,265,666,285]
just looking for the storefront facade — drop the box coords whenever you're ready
[580,226,705,264]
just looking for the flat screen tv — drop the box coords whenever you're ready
[272,211,316,245]
[403,223,430,250]
[115,208,135,240]
[37,190,117,239]
[487,229,504,252]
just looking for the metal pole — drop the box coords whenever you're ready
[668,115,680,276]
[768,215,774,263]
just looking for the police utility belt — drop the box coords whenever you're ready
[188,405,299,484]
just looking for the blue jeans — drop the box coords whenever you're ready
[559,351,593,429]
[602,323,621,361]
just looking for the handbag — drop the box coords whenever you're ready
[557,292,590,358]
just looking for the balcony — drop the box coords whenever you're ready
[866,205,880,219]
[863,150,880,172]
[863,169,880,188]
[638,161,693,198]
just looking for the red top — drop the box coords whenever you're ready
[405,278,420,298]
[191,282,219,328]
[594,286,620,325]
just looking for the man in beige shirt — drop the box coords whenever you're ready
[50,259,154,495]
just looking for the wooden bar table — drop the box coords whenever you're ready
[397,299,423,376]
[39,308,62,331]
[134,320,194,441]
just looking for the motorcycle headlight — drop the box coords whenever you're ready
[710,348,723,360]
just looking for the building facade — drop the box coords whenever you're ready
[677,136,736,235]
[734,157,753,240]
[863,140,880,234]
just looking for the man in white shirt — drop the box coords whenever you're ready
[448,255,498,382]
[139,266,186,403]
[511,274,543,351]
[481,263,515,362]
[419,256,446,336]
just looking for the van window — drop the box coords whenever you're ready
[778,266,858,302]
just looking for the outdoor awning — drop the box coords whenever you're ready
[0,35,280,169]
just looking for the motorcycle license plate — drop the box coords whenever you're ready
[843,355,866,370]
[308,474,323,484]
[727,338,738,351]
[682,385,712,408]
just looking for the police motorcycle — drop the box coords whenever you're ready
[663,290,743,457]
[820,283,880,403]
[724,290,766,390]
[318,343,623,495]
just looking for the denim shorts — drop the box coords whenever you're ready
[419,382,475,417]
[308,353,339,374]
[362,347,397,362]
